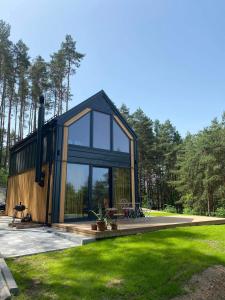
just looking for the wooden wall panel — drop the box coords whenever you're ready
[6,164,51,223]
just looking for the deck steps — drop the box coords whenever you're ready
[0,258,18,299]
[47,228,95,245]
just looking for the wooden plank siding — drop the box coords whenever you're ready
[6,164,52,223]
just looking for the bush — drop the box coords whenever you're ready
[215,207,225,218]
[0,168,8,187]
[183,207,200,215]
[164,205,176,213]
[183,207,193,215]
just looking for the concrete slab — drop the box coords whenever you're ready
[0,258,18,295]
[0,217,95,258]
[0,271,10,300]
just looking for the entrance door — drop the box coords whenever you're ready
[92,167,110,212]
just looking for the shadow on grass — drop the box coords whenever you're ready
[8,226,225,300]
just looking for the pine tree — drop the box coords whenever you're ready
[29,56,49,131]
[61,35,84,111]
[14,40,30,140]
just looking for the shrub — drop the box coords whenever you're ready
[183,207,201,215]
[0,168,8,187]
[164,205,176,213]
[183,207,193,215]
[215,207,225,218]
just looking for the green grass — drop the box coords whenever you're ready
[8,225,225,300]
[144,210,180,217]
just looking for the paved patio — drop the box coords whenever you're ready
[0,217,94,258]
[53,214,225,239]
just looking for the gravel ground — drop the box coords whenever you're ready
[172,265,225,300]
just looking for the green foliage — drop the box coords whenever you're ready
[120,105,182,210]
[215,207,225,218]
[182,207,199,215]
[0,19,84,168]
[172,115,225,215]
[164,204,177,213]
[0,168,8,186]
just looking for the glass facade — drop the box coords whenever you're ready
[113,120,130,153]
[64,110,133,220]
[68,113,90,146]
[113,168,131,210]
[65,163,89,219]
[64,164,131,219]
[92,167,110,211]
[93,111,110,150]
[68,110,130,153]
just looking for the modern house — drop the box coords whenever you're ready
[6,91,139,224]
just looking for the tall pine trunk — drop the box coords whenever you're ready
[4,91,13,167]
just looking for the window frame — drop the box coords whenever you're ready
[112,118,130,153]
[68,112,91,147]
[67,109,131,154]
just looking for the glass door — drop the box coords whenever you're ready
[64,163,89,220]
[92,167,110,212]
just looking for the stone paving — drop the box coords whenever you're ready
[0,216,92,258]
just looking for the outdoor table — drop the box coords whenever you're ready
[122,207,134,218]
[105,207,118,218]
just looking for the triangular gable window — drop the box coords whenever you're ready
[113,119,130,153]
[68,113,90,146]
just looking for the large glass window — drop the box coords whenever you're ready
[113,168,131,210]
[93,111,110,150]
[113,119,130,153]
[68,113,90,146]
[92,167,109,212]
[65,163,89,219]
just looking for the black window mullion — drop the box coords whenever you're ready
[110,115,113,151]
[89,165,93,212]
[90,111,93,148]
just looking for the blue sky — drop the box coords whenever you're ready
[1,0,225,136]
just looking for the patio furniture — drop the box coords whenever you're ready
[105,207,118,218]
[122,207,135,218]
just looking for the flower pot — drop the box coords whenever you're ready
[97,220,106,231]
[91,223,97,230]
[110,223,118,230]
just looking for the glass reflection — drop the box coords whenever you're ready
[113,119,130,153]
[68,113,90,146]
[113,168,131,210]
[93,111,110,150]
[65,163,89,219]
[92,167,109,212]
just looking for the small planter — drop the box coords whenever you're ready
[97,220,106,231]
[110,223,118,230]
[91,223,97,230]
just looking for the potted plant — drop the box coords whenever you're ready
[89,206,108,231]
[110,220,118,230]
[91,223,97,230]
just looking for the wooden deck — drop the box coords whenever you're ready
[52,215,225,239]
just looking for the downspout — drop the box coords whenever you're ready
[35,95,45,186]
[45,126,53,225]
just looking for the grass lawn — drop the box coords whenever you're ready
[144,210,181,217]
[8,225,225,300]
